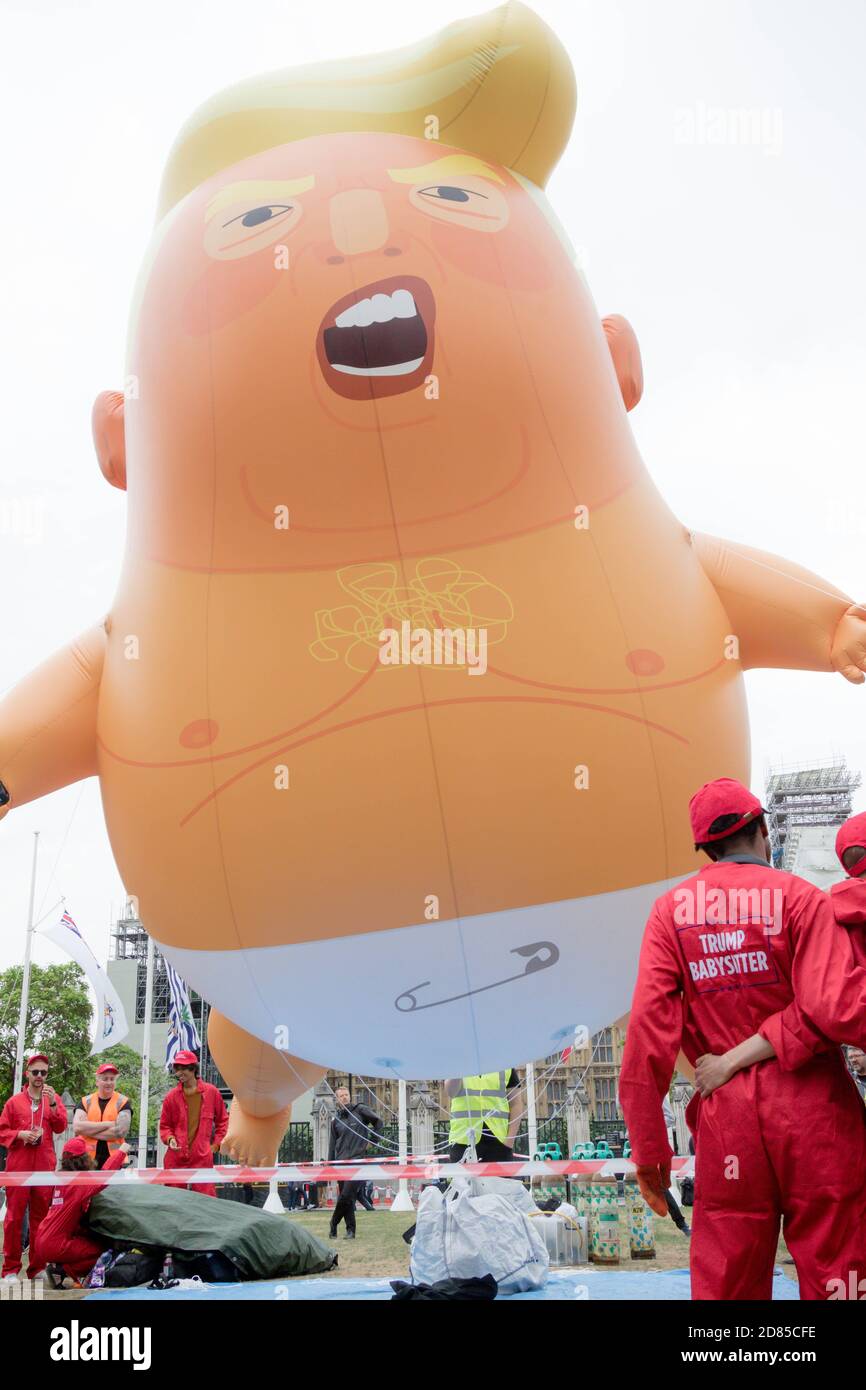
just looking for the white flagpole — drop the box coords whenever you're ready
[526,1060,538,1159]
[137,933,155,1169]
[13,831,40,1094]
[390,1078,414,1211]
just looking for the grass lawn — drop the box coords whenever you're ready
[11,1198,797,1299]
[293,1204,794,1280]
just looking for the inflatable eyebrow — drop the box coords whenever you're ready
[2,1,865,1162]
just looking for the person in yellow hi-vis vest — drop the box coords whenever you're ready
[72,1063,133,1170]
[446,1070,524,1166]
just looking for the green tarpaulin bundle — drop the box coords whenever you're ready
[88,1185,336,1281]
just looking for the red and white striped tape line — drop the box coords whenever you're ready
[0,1157,694,1188]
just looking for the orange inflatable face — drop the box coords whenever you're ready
[127,131,642,572]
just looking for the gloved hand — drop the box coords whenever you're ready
[635,1161,671,1217]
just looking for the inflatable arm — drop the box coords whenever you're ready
[691,532,866,683]
[0,624,105,820]
[207,1009,326,1165]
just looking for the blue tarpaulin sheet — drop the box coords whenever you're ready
[87,1266,800,1301]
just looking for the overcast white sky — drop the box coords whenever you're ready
[2,0,866,975]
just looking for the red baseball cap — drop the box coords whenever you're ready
[836,812,866,877]
[689,777,766,847]
[96,1062,118,1075]
[172,1050,198,1066]
[26,1053,49,1069]
[62,1138,88,1157]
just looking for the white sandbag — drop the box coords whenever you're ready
[465,1176,539,1213]
[410,1175,549,1295]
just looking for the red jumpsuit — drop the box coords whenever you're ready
[620,856,866,1300]
[31,1148,127,1279]
[0,1088,67,1276]
[159,1079,228,1197]
[831,877,866,969]
[763,876,866,1069]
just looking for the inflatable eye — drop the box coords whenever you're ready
[421,185,472,202]
[205,201,303,260]
[230,204,292,228]
[409,179,509,233]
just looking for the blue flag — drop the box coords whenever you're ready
[164,960,201,1068]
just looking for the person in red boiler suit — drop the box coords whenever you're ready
[620,779,866,1301]
[0,1052,67,1280]
[831,811,866,969]
[32,1137,129,1286]
[159,1051,228,1197]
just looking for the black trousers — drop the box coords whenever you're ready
[664,1186,689,1232]
[331,1180,364,1233]
[449,1134,516,1172]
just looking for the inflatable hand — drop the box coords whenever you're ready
[602,314,643,411]
[635,1162,671,1217]
[831,604,866,684]
[92,390,126,491]
[220,1099,293,1167]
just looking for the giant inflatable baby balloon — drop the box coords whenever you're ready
[3,2,866,1161]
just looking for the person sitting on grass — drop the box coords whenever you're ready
[31,1138,130,1289]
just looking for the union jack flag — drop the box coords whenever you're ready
[42,907,128,1050]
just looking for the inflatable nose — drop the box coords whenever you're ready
[329,189,390,256]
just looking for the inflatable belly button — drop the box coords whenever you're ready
[3,3,866,1161]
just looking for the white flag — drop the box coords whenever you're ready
[41,909,129,1052]
[164,960,201,1068]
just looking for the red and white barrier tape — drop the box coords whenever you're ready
[0,1157,694,1188]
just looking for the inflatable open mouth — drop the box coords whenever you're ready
[317,274,435,400]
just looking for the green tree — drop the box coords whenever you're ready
[0,962,93,1103]
[0,969,175,1140]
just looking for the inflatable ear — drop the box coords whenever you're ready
[602,314,643,411]
[92,390,127,490]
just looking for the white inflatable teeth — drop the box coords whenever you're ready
[334,289,418,329]
[332,357,424,377]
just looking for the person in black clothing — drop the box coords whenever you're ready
[355,1181,375,1212]
[663,1185,691,1236]
[328,1086,383,1239]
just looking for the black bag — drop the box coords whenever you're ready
[106,1249,165,1288]
[679,1175,694,1208]
[173,1250,241,1282]
[390,1274,498,1301]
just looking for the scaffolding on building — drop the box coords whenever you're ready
[108,900,226,1094]
[764,759,861,870]
[110,900,152,960]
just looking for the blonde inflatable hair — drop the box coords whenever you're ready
[157,1,577,219]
